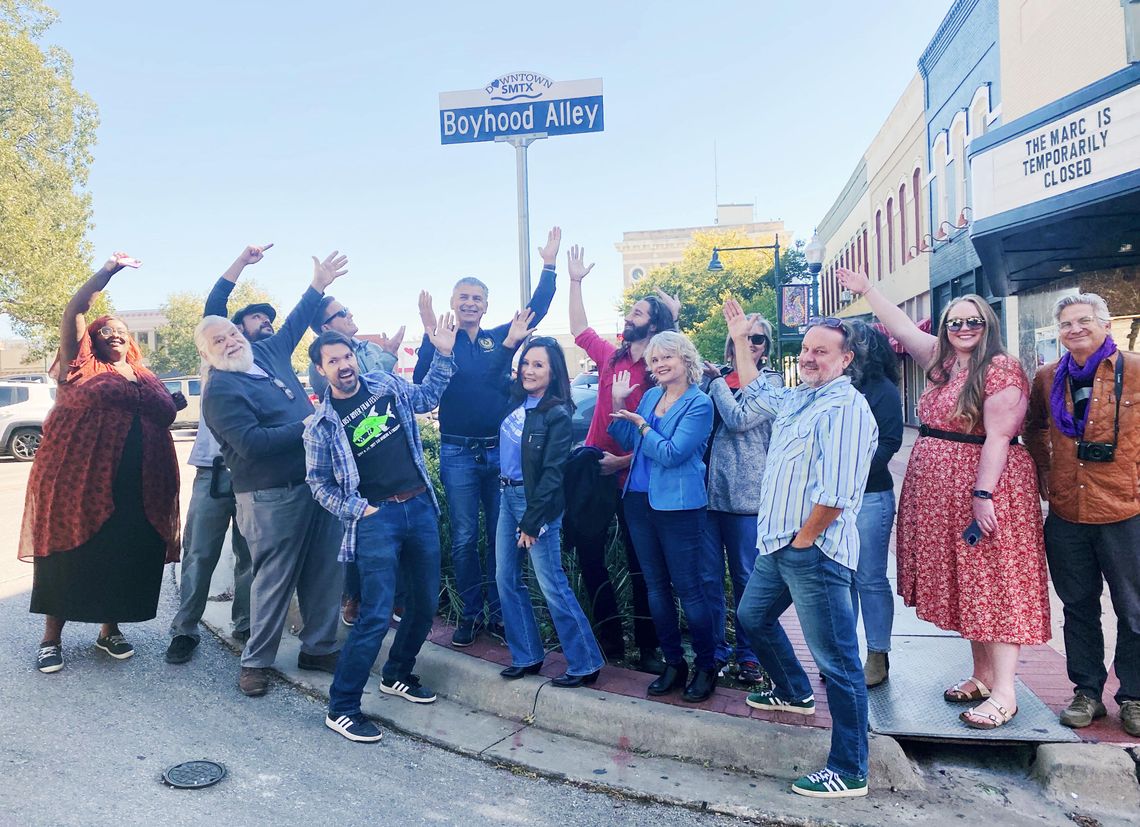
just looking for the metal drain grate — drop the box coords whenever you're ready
[163,760,227,789]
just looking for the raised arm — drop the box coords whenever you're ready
[567,245,593,337]
[59,253,134,372]
[405,313,458,413]
[205,244,272,318]
[525,226,561,326]
[412,291,437,384]
[260,251,347,363]
[836,267,938,369]
[708,375,776,433]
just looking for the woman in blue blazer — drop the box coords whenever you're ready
[610,331,717,702]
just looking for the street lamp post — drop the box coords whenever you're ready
[803,230,826,318]
[707,234,782,360]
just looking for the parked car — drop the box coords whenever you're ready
[0,381,56,461]
[571,371,599,389]
[161,375,203,428]
[1,372,54,385]
[570,382,597,447]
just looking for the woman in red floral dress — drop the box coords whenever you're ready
[20,253,180,674]
[837,268,1049,730]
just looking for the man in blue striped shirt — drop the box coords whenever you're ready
[726,304,878,800]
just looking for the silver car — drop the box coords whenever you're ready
[0,381,56,461]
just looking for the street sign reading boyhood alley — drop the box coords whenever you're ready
[439,73,604,144]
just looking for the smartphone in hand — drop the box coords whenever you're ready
[962,519,983,547]
[115,255,143,268]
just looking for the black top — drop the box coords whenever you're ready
[516,401,573,537]
[330,384,421,503]
[1070,374,1094,423]
[858,374,905,493]
[413,265,557,438]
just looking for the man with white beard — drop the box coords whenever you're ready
[195,252,350,697]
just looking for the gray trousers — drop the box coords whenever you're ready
[170,467,253,640]
[1045,512,1140,704]
[236,483,344,668]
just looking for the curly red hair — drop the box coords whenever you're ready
[65,315,153,383]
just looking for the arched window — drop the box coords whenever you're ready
[886,197,895,274]
[913,168,922,251]
[875,210,883,280]
[899,183,908,264]
[862,229,869,277]
[952,121,967,222]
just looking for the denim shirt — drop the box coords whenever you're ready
[609,384,714,511]
[303,354,455,561]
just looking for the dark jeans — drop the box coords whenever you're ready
[1045,512,1140,704]
[701,510,759,664]
[737,544,868,780]
[440,442,502,624]
[564,481,658,658]
[328,493,441,717]
[622,492,717,670]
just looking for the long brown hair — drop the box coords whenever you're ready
[926,295,1007,431]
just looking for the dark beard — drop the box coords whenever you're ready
[623,321,651,343]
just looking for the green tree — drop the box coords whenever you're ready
[0,0,101,352]
[150,280,275,376]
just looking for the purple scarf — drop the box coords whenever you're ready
[1050,335,1117,438]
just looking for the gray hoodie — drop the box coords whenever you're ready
[705,369,783,514]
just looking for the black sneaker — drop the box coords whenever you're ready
[380,674,437,704]
[451,619,476,647]
[165,635,199,664]
[325,713,382,743]
[37,642,63,674]
[95,634,135,660]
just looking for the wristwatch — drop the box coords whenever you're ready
[638,422,650,436]
[971,489,993,500]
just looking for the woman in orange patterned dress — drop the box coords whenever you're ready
[20,253,180,674]
[837,268,1049,730]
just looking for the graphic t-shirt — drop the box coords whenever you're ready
[330,385,422,503]
[499,396,541,481]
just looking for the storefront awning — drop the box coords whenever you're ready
[968,64,1140,296]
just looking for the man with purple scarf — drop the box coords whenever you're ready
[1025,293,1139,738]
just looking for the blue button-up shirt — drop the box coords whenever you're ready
[303,354,455,562]
[738,375,878,570]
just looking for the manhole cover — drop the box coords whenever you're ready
[163,760,227,789]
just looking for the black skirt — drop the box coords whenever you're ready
[30,416,166,623]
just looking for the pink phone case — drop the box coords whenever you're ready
[117,256,142,268]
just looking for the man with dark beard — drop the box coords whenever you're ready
[565,244,679,672]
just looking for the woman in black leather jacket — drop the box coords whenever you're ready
[495,336,605,687]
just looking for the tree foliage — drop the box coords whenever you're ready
[0,0,102,352]
[621,231,811,362]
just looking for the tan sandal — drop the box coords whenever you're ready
[960,698,1018,729]
[944,676,991,703]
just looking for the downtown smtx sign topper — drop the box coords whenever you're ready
[439,73,604,144]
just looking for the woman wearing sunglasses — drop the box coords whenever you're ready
[494,322,605,687]
[20,253,181,674]
[836,268,1048,730]
[699,315,783,684]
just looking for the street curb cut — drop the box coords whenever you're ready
[201,602,921,792]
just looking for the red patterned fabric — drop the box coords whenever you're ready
[896,354,1050,645]
[19,370,181,563]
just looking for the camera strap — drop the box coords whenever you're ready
[1109,352,1124,449]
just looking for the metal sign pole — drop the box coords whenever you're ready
[496,133,547,307]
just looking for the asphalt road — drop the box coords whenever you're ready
[0,440,736,827]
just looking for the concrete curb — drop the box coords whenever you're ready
[1032,743,1140,816]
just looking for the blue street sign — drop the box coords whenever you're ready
[439,74,604,145]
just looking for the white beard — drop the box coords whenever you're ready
[210,346,254,373]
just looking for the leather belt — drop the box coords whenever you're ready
[441,434,499,448]
[378,485,427,504]
[499,477,525,487]
[918,424,1018,446]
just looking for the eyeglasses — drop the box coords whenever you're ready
[270,377,295,400]
[748,334,769,347]
[323,308,350,326]
[96,325,130,339]
[945,317,986,333]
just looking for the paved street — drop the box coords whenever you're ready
[0,439,735,827]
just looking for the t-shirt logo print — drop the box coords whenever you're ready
[351,401,393,448]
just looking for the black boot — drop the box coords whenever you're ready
[500,662,543,680]
[682,667,718,702]
[551,669,601,688]
[636,648,667,676]
[647,661,688,696]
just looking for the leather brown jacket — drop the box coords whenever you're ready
[1024,352,1140,524]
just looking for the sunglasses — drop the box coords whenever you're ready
[806,317,851,340]
[97,325,130,339]
[323,308,350,326]
[748,334,769,347]
[946,317,986,333]
[270,377,295,400]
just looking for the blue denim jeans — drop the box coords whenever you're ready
[851,489,896,653]
[440,443,502,624]
[702,511,759,665]
[495,486,605,675]
[328,493,441,717]
[622,492,717,670]
[736,544,868,780]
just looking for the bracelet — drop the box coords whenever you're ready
[971,489,993,500]
[638,422,650,436]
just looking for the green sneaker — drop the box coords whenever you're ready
[1121,700,1140,737]
[745,688,815,715]
[1059,694,1106,728]
[791,768,868,798]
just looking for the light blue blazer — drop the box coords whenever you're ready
[609,384,713,511]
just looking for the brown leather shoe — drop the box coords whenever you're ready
[239,666,270,697]
[341,597,359,627]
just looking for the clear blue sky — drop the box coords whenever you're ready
[22,0,952,340]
